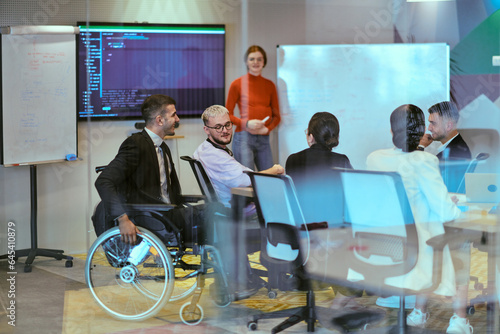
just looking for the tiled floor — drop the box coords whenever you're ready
[0,249,493,333]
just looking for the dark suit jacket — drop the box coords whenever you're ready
[436,133,471,161]
[95,130,182,220]
[285,144,353,176]
[285,144,352,225]
[437,133,471,193]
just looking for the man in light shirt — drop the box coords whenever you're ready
[193,104,284,298]
[193,105,284,210]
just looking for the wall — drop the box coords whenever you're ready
[0,0,473,254]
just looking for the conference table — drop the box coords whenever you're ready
[230,186,500,332]
[230,186,255,224]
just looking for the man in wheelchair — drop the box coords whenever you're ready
[94,94,202,247]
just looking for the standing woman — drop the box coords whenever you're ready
[226,45,280,170]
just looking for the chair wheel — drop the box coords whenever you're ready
[180,302,203,326]
[467,306,475,315]
[65,260,73,268]
[248,321,258,331]
[24,265,32,273]
[268,290,278,299]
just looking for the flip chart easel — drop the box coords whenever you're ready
[1,26,79,271]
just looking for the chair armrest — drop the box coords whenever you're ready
[267,222,300,249]
[300,221,328,231]
[181,194,206,203]
[426,229,471,251]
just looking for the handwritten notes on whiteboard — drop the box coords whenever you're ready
[1,33,77,166]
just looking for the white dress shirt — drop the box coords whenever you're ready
[193,140,252,207]
[145,128,170,203]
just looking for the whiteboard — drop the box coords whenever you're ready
[1,33,77,166]
[277,44,449,169]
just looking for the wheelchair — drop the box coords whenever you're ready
[86,168,230,324]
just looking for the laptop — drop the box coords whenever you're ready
[465,173,500,203]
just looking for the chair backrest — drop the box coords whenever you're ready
[246,172,306,264]
[180,156,219,203]
[289,168,345,226]
[456,152,490,193]
[337,169,419,289]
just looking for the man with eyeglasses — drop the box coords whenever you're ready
[194,104,284,210]
[193,105,284,299]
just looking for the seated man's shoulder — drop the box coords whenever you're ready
[121,131,147,146]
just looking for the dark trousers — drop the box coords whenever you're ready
[131,204,204,247]
[91,201,203,246]
[213,214,261,291]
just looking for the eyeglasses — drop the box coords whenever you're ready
[206,121,233,133]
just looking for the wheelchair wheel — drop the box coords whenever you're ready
[85,227,174,321]
[169,250,199,302]
[179,301,204,325]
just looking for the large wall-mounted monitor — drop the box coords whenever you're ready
[77,22,225,120]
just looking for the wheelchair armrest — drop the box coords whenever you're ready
[126,203,176,213]
[95,166,107,173]
[181,194,206,203]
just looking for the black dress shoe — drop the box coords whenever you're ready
[164,233,179,247]
[209,281,259,302]
[247,274,267,290]
[330,306,385,331]
[232,285,261,301]
[227,275,265,301]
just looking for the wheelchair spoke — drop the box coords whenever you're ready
[169,251,200,302]
[85,227,174,321]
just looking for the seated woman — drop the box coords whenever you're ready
[286,112,352,226]
[366,104,471,334]
[286,112,352,172]
[286,112,364,311]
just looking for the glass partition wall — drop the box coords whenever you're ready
[0,0,498,332]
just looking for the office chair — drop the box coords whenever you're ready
[337,169,460,333]
[245,172,383,333]
[455,152,490,194]
[180,156,264,304]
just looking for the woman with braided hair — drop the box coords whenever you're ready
[367,104,471,334]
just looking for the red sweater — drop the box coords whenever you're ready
[226,73,281,134]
